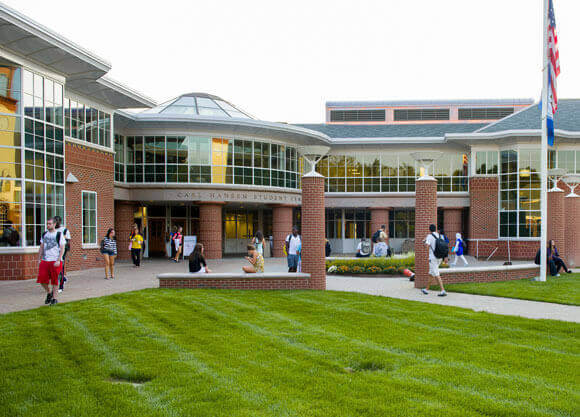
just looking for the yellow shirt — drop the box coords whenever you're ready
[131,234,144,249]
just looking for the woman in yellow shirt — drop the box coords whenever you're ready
[129,225,144,267]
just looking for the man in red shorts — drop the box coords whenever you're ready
[37,217,66,306]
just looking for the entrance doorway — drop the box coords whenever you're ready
[148,218,166,257]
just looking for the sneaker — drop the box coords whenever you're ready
[49,298,58,306]
[57,289,63,293]
[104,276,109,280]
[438,291,447,297]
[44,292,53,305]
[555,273,561,277]
[421,289,429,295]
[567,270,572,273]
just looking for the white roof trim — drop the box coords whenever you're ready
[0,2,110,72]
[97,76,157,108]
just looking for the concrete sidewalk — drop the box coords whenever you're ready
[327,276,580,323]
[1,258,578,323]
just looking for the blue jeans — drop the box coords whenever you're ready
[287,254,299,272]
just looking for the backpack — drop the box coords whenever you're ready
[100,238,106,251]
[361,240,371,255]
[42,231,62,248]
[431,233,449,259]
[371,230,381,243]
[534,248,541,265]
[62,228,71,253]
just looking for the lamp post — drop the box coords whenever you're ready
[411,151,444,179]
[562,174,580,197]
[548,168,567,191]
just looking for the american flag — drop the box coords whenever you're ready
[545,0,560,146]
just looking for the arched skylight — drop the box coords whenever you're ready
[140,93,253,119]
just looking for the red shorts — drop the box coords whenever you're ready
[37,260,62,285]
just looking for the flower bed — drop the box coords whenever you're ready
[326,254,448,275]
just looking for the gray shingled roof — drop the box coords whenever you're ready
[295,123,487,138]
[477,99,580,133]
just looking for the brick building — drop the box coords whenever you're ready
[0,4,579,280]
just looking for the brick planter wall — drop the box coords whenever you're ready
[440,266,539,284]
[548,189,566,257]
[301,174,326,290]
[159,277,311,290]
[414,176,437,288]
[272,205,293,257]
[198,202,224,259]
[466,240,540,261]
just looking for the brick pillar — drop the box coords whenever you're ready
[370,208,390,238]
[115,201,138,260]
[272,205,293,257]
[198,202,224,259]
[443,208,463,249]
[548,188,565,259]
[414,176,437,288]
[468,177,499,256]
[564,194,580,268]
[301,173,326,290]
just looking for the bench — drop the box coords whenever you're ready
[157,272,311,290]
[439,263,539,284]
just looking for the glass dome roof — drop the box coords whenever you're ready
[141,93,253,119]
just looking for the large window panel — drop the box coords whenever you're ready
[82,191,97,245]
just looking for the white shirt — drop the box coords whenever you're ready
[287,234,301,255]
[57,226,71,240]
[425,232,440,261]
[41,230,66,262]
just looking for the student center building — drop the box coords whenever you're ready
[0,4,579,279]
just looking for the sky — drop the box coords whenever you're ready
[4,0,579,123]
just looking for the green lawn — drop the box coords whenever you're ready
[444,273,580,306]
[0,290,578,417]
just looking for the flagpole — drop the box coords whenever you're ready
[539,0,549,282]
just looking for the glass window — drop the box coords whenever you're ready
[82,191,97,244]
[0,179,22,246]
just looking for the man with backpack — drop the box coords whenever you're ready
[356,238,371,258]
[53,216,71,293]
[422,224,447,297]
[37,217,66,306]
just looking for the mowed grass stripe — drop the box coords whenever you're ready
[1,289,578,417]
[192,291,577,415]
[108,295,301,417]
[170,290,572,415]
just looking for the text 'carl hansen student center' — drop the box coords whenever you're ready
[0,3,579,279]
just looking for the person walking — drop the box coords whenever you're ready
[421,224,448,297]
[130,225,144,268]
[172,226,183,262]
[284,226,301,272]
[53,216,71,293]
[450,233,469,266]
[243,244,265,273]
[169,226,177,259]
[37,217,66,306]
[189,243,212,273]
[100,228,118,279]
[252,231,266,256]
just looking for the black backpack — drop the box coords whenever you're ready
[431,233,449,259]
[371,230,381,243]
[534,248,541,265]
[62,228,71,253]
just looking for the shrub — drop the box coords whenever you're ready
[326,254,414,275]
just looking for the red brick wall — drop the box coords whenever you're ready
[443,208,463,249]
[272,205,293,257]
[441,266,538,284]
[466,240,539,261]
[564,196,580,267]
[370,208,390,241]
[469,177,498,239]
[0,253,38,280]
[414,177,437,288]
[548,189,565,258]
[159,277,310,290]
[115,201,138,260]
[199,203,223,259]
[301,175,326,290]
[64,143,114,272]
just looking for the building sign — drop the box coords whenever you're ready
[171,189,302,204]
